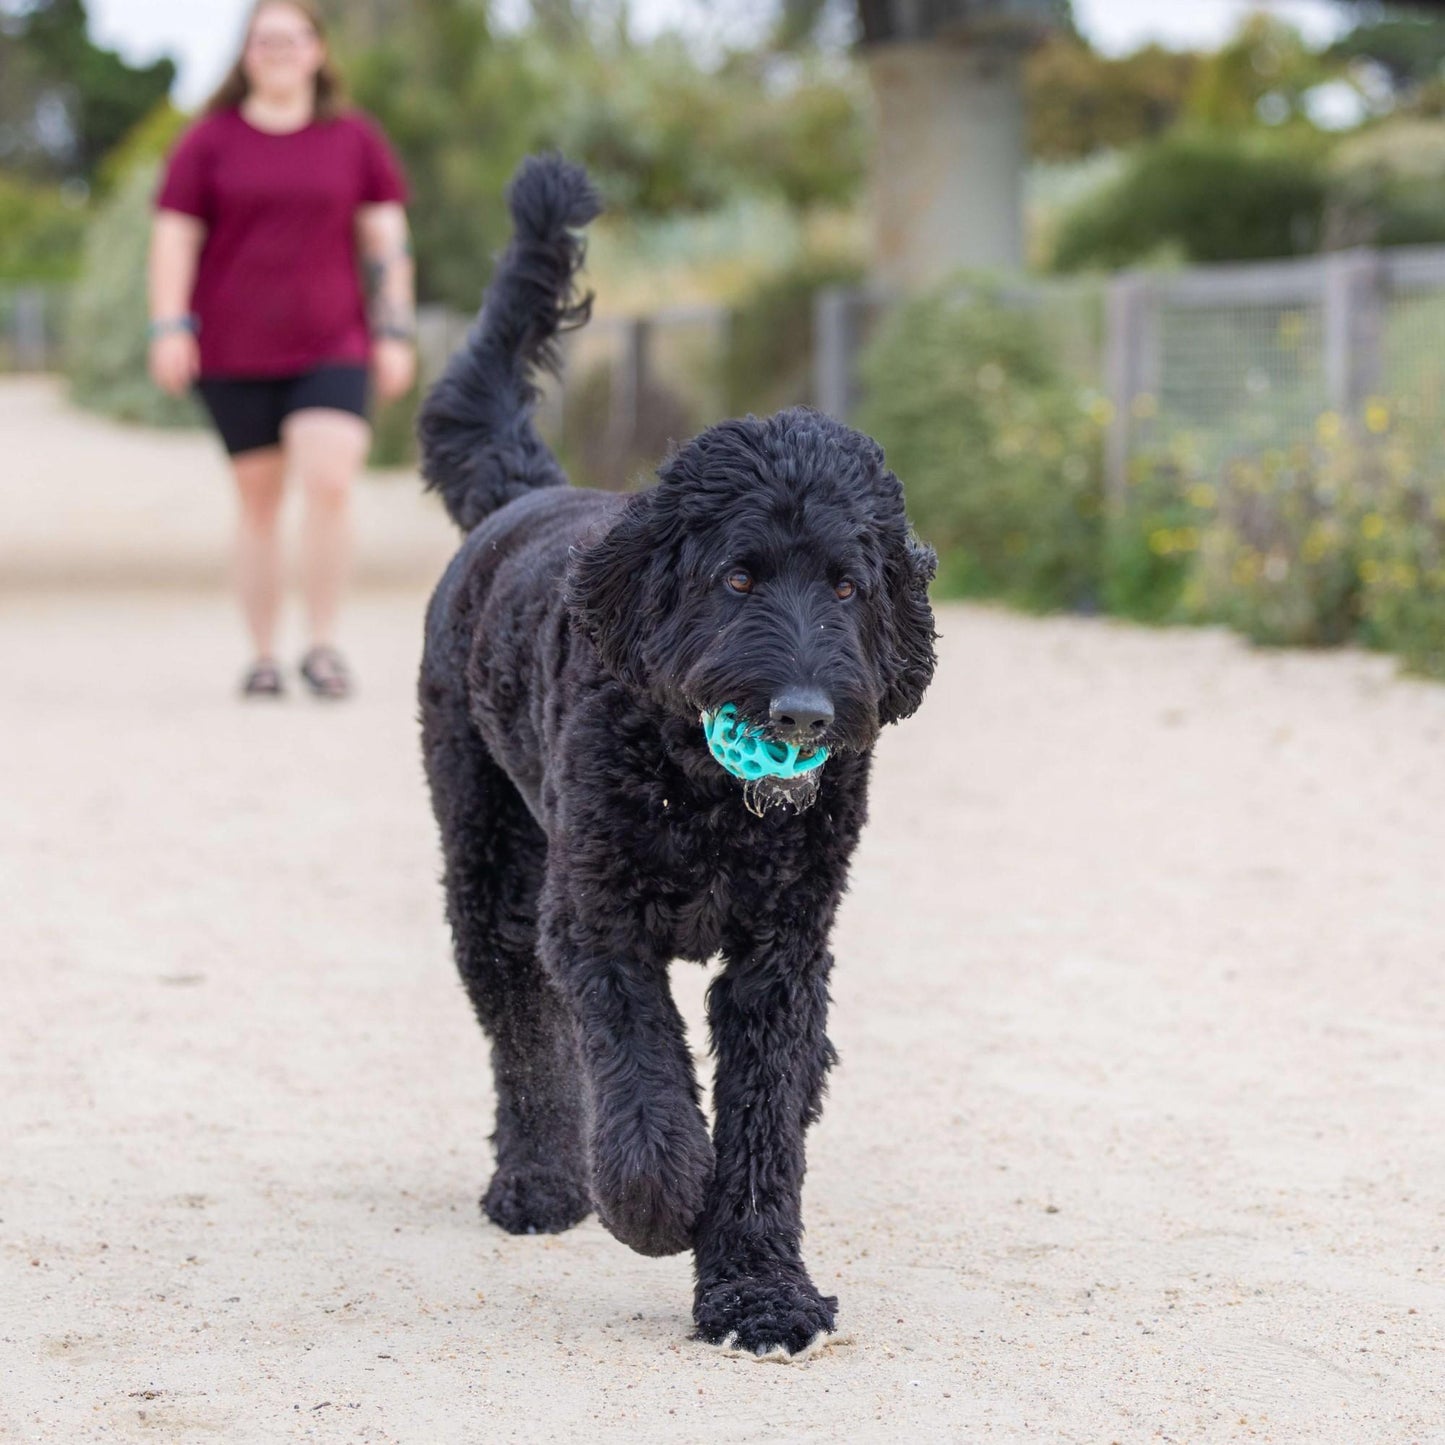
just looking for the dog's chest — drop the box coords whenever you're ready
[639,803,803,963]
[639,813,735,963]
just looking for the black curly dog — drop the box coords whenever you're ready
[416,155,936,1359]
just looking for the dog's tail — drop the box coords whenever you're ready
[417,154,601,532]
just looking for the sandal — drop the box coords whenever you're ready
[299,645,353,701]
[241,658,285,699]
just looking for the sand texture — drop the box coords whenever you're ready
[3,383,1443,1442]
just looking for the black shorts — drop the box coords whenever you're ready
[196,365,370,456]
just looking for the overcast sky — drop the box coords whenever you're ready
[87,0,1355,109]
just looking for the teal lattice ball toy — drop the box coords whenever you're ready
[701,704,828,781]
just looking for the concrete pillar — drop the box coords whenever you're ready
[866,41,1026,289]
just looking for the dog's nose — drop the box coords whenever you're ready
[769,689,834,740]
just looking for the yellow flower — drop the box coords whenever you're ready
[1087,395,1115,426]
[1364,399,1391,434]
[1361,513,1386,541]
[1149,528,1175,556]
[1359,559,1382,585]
[1301,523,1335,564]
[1188,483,1217,510]
[1316,411,1342,444]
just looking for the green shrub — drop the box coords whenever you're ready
[1050,130,1329,272]
[1103,446,1201,622]
[1189,441,1360,646]
[0,173,89,282]
[1119,408,1445,666]
[65,161,203,428]
[1354,412,1445,678]
[857,284,1105,612]
[722,255,863,416]
[1327,118,1445,249]
[561,358,698,492]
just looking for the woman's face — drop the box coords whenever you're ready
[242,3,324,100]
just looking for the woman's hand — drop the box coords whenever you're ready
[149,330,200,397]
[372,336,417,403]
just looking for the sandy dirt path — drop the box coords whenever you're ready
[3,388,1444,1441]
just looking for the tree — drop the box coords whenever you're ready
[1027,37,1199,161]
[0,0,175,185]
[342,0,867,307]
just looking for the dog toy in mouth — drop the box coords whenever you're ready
[701,704,828,781]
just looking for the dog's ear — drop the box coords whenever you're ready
[566,491,668,690]
[877,531,938,726]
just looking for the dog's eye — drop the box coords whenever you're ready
[835,579,856,600]
[725,569,753,595]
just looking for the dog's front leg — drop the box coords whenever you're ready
[692,927,839,1359]
[542,899,714,1257]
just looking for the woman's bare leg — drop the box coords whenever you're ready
[232,446,286,660]
[283,409,371,650]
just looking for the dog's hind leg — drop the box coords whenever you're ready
[422,700,591,1236]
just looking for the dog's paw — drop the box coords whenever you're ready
[693,1269,840,1361]
[591,1118,714,1257]
[482,1162,592,1236]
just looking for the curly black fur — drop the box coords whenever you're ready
[417,154,937,1358]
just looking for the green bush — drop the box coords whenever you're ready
[0,173,89,281]
[65,161,203,428]
[1188,441,1360,646]
[1117,408,1445,669]
[722,255,863,416]
[1327,119,1445,249]
[857,284,1105,612]
[1050,130,1329,272]
[1103,446,1201,622]
[1354,413,1445,678]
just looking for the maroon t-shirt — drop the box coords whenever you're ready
[156,107,408,378]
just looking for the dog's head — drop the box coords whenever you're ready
[567,408,937,785]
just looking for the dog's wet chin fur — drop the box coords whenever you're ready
[739,768,823,817]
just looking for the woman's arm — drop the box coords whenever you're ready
[357,202,417,402]
[148,209,206,396]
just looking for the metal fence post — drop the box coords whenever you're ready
[1104,273,1153,510]
[814,286,857,421]
[1323,248,1384,420]
[603,317,650,476]
[13,288,49,372]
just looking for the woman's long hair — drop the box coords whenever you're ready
[203,0,345,121]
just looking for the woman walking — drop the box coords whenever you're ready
[148,0,415,698]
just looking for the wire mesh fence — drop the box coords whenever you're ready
[12,243,1445,505]
[0,286,67,372]
[1100,248,1445,500]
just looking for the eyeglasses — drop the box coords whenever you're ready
[247,30,317,52]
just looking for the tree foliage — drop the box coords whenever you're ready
[1027,37,1199,161]
[0,0,174,185]
[343,0,867,308]
[1049,130,1332,271]
[0,169,87,278]
[857,284,1104,611]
